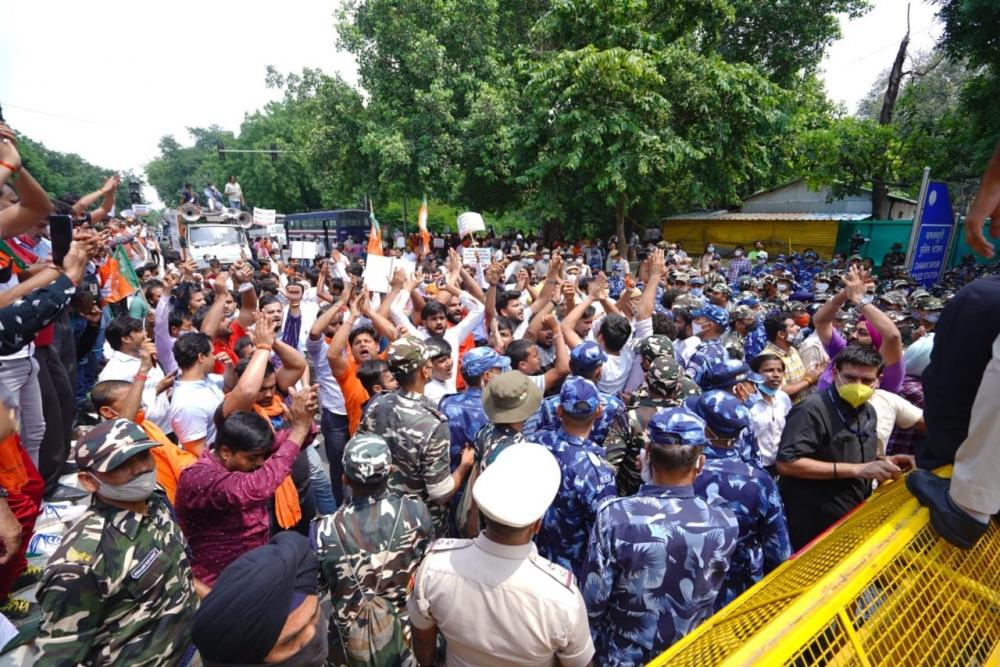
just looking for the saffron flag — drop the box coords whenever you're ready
[366,200,383,256]
[417,194,430,255]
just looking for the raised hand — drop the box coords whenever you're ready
[252,310,276,348]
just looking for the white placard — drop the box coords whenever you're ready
[457,211,486,237]
[133,204,150,215]
[462,248,492,266]
[432,237,446,249]
[253,207,277,226]
[362,256,416,293]
[394,235,406,249]
[290,241,317,259]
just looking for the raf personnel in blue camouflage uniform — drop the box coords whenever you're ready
[684,304,731,389]
[583,409,739,665]
[688,359,764,467]
[524,342,627,446]
[691,391,791,610]
[534,377,617,580]
[439,347,510,469]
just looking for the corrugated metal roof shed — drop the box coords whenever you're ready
[663,211,872,222]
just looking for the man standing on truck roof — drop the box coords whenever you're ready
[225,175,244,210]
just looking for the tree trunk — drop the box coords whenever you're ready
[616,194,627,259]
[873,3,910,219]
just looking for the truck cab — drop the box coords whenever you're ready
[186,222,252,268]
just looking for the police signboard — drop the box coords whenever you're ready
[906,176,955,287]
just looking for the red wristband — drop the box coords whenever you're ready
[134,374,148,382]
[0,161,20,173]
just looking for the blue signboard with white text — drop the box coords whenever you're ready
[909,181,954,287]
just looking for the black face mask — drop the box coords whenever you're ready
[203,615,329,667]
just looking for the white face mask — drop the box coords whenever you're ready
[924,312,940,324]
[815,282,830,292]
[707,246,715,254]
[91,470,157,502]
[692,322,705,336]
[734,250,743,257]
[777,283,789,292]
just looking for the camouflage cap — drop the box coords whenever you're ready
[74,419,161,473]
[730,305,757,323]
[342,433,392,484]
[387,336,435,373]
[912,295,944,311]
[570,341,608,374]
[702,358,764,391]
[879,291,908,306]
[648,408,707,446]
[691,304,729,330]
[462,346,511,377]
[647,356,682,395]
[692,390,751,439]
[559,377,600,417]
[706,282,732,296]
[637,334,675,362]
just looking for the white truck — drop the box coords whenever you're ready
[165,209,254,269]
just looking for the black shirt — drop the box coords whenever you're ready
[777,388,878,551]
[920,277,1000,468]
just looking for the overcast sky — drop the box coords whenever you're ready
[0,0,942,205]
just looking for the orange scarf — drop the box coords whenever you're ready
[141,420,198,505]
[253,397,302,529]
[0,434,28,495]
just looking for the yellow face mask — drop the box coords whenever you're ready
[837,382,874,408]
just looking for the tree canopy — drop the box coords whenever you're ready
[140,0,998,236]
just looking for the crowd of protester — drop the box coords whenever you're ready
[0,117,998,666]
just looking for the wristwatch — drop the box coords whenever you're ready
[0,487,9,499]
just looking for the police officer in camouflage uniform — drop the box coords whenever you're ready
[605,356,701,496]
[312,433,433,666]
[35,419,198,666]
[524,342,626,446]
[533,377,617,580]
[685,304,731,389]
[722,304,765,361]
[474,370,542,471]
[691,391,791,611]
[583,409,739,664]
[358,336,474,537]
[630,334,700,402]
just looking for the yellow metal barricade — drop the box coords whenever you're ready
[648,469,1000,666]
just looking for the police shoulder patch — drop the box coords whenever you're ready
[529,555,575,589]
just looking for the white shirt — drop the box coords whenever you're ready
[675,335,701,365]
[96,350,172,430]
[408,535,595,667]
[869,389,923,456]
[169,376,225,447]
[797,332,829,370]
[593,317,652,395]
[749,390,793,467]
[424,378,449,407]
[306,337,347,415]
[224,181,242,200]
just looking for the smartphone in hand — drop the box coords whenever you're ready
[49,215,73,267]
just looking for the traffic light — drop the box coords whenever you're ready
[217,141,225,161]
[128,181,142,205]
[270,143,278,162]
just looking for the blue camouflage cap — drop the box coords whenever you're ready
[570,341,607,374]
[691,304,729,330]
[342,433,392,484]
[693,390,750,439]
[702,358,764,390]
[648,408,707,446]
[690,275,706,286]
[560,377,600,417]
[461,346,511,378]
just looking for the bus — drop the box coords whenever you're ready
[283,209,372,248]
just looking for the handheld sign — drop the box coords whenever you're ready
[457,212,486,238]
[253,207,277,226]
